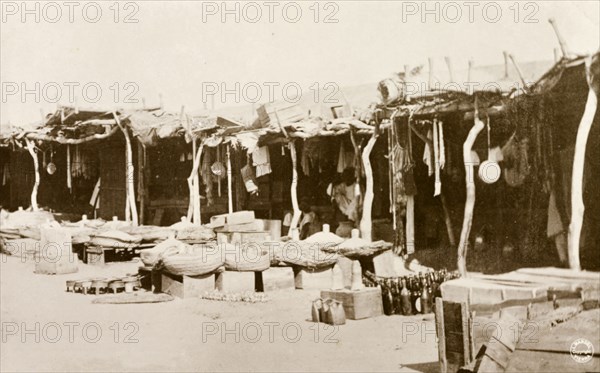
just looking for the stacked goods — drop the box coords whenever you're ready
[139,238,188,266]
[90,230,142,248]
[223,243,270,271]
[256,101,307,130]
[1,238,38,259]
[175,226,215,243]
[120,225,175,243]
[0,209,54,240]
[211,211,269,244]
[158,243,224,276]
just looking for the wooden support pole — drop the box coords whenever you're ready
[457,107,485,277]
[25,139,40,211]
[503,51,510,78]
[66,144,72,192]
[227,145,233,214]
[359,123,380,242]
[288,141,301,235]
[187,139,205,224]
[113,112,138,226]
[138,141,145,225]
[568,60,598,271]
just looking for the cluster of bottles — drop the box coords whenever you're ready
[363,269,459,316]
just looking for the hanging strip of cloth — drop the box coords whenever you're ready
[433,119,441,196]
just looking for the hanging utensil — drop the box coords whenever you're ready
[478,117,501,184]
[46,147,57,175]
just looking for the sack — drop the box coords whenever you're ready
[311,298,324,322]
[120,225,175,243]
[224,243,270,271]
[323,298,346,325]
[160,247,224,276]
[139,238,188,266]
[90,230,142,248]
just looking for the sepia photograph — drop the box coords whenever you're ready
[0,1,599,372]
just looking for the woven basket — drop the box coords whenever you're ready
[161,251,224,276]
[224,243,270,272]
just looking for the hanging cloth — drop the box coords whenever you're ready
[337,141,346,173]
[66,145,72,192]
[2,162,10,186]
[437,120,445,169]
[252,146,272,177]
[423,128,434,176]
[241,162,259,195]
[433,119,441,196]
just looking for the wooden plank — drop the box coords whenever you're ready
[435,297,448,373]
[516,267,600,282]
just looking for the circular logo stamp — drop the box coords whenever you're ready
[570,338,594,363]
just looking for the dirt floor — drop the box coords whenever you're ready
[0,254,439,373]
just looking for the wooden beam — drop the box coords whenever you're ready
[288,141,301,235]
[25,139,40,211]
[359,122,380,241]
[457,107,485,277]
[568,65,598,271]
[187,139,204,224]
[113,112,138,226]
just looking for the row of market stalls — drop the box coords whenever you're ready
[1,50,598,274]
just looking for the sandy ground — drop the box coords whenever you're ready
[0,254,439,373]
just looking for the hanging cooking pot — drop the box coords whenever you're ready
[46,150,57,175]
[478,118,500,184]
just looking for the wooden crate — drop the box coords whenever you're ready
[293,266,333,290]
[321,287,383,320]
[35,227,78,275]
[257,266,295,292]
[215,270,256,292]
[161,271,216,298]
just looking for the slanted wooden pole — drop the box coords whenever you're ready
[503,51,510,79]
[457,104,485,277]
[360,122,380,242]
[548,18,570,58]
[508,54,530,93]
[113,112,138,225]
[568,58,598,271]
[25,139,40,211]
[288,141,301,235]
[428,57,434,90]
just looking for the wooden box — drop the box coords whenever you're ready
[320,287,383,320]
[161,271,215,298]
[294,266,333,290]
[215,270,256,292]
[35,226,78,275]
[257,267,295,292]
